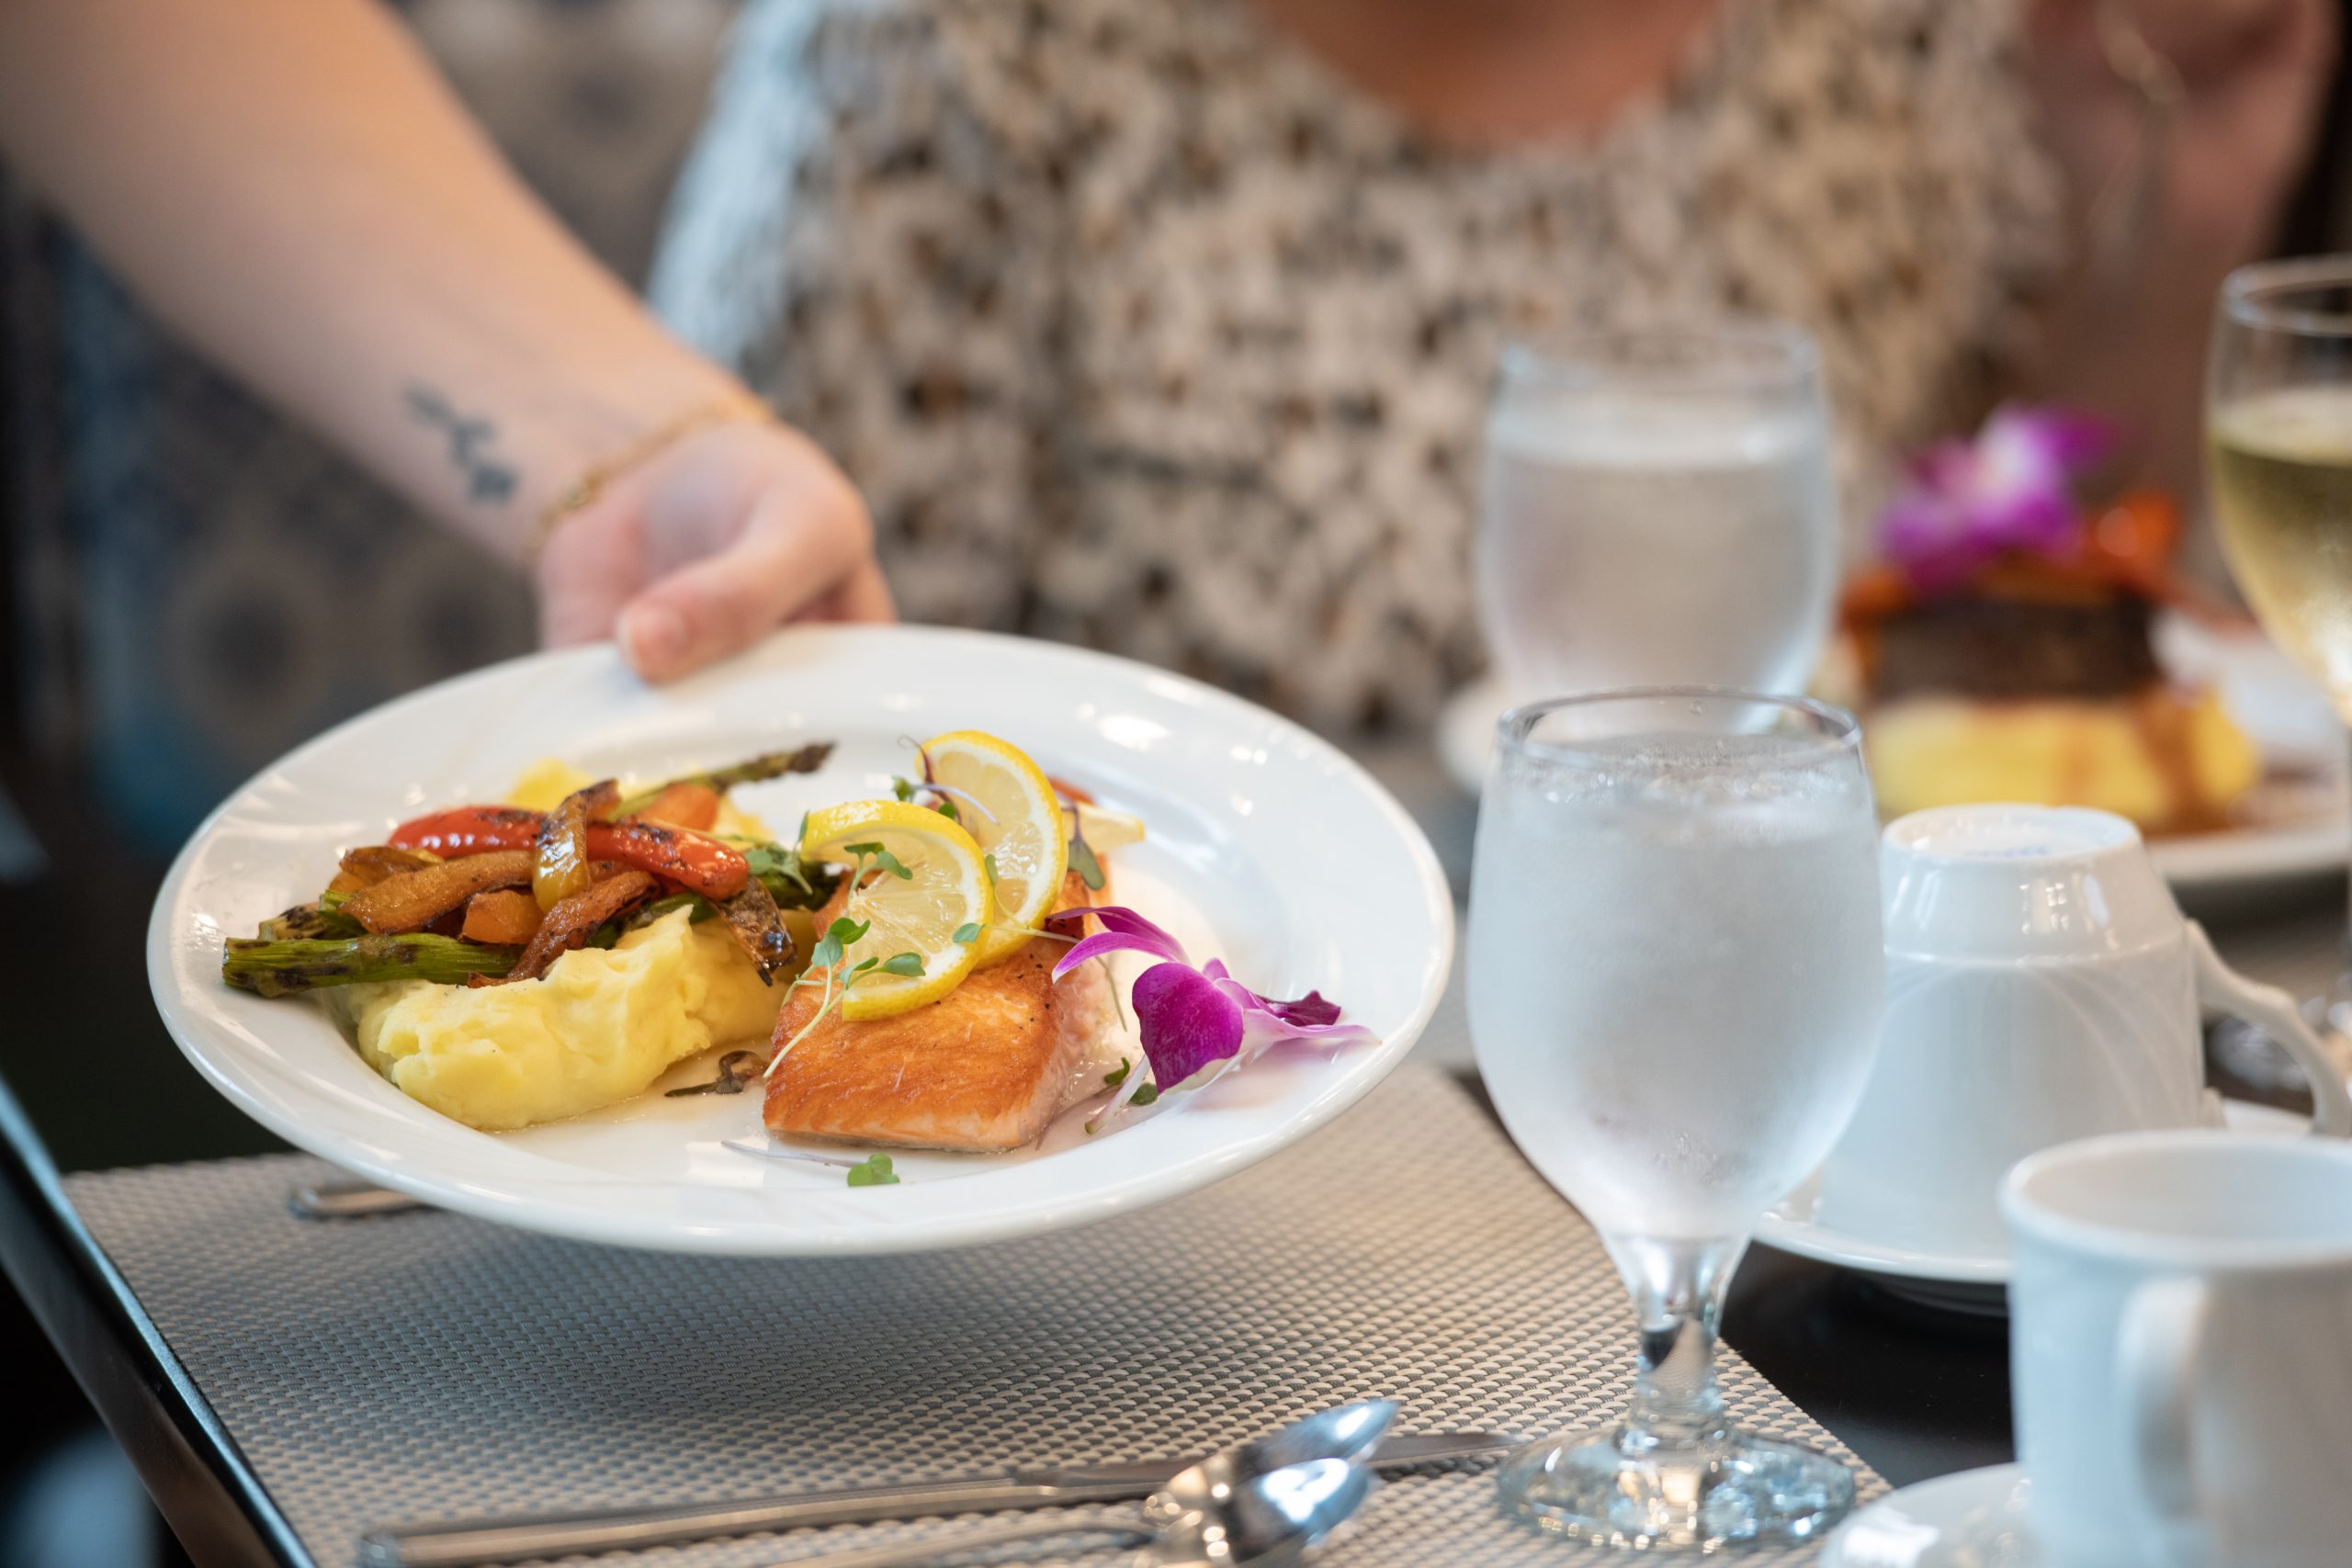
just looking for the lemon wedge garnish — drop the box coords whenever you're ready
[1073,800,1147,855]
[920,731,1070,969]
[800,801,991,1020]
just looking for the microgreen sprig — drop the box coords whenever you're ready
[890,773,995,826]
[950,918,1081,948]
[735,840,832,908]
[763,914,925,1076]
[1102,1058,1160,1107]
[841,841,913,883]
[1064,802,1105,892]
[845,1153,900,1188]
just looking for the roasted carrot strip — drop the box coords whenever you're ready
[635,783,721,830]
[506,870,660,982]
[459,888,544,945]
[324,844,436,896]
[345,851,535,934]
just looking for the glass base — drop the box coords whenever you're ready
[1496,1424,1856,1551]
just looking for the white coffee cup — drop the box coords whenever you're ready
[2004,1131,2352,1568]
[1818,804,2352,1257]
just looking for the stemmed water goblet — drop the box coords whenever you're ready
[1467,689,1885,1550]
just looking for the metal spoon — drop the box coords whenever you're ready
[773,1450,1381,1568]
[362,1404,1512,1568]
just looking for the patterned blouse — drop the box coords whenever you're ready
[654,0,2060,734]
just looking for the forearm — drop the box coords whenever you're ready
[2017,0,2332,502]
[0,0,741,559]
[2027,200,2257,502]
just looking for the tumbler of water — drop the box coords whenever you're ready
[1468,689,1883,1551]
[1476,325,1838,700]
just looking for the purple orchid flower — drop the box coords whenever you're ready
[1878,404,2113,591]
[1046,906,1375,1122]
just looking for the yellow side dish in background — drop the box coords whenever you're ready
[1866,688,2260,833]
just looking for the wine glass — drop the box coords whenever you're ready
[1475,323,1840,704]
[1467,689,1884,1550]
[2208,258,2352,1037]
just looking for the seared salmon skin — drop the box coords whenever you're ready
[763,871,1114,1152]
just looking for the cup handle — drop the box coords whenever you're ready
[2119,1275,2212,1568]
[2188,921,2352,1137]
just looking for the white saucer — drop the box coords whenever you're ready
[1821,1464,2035,1567]
[1754,1100,2307,1314]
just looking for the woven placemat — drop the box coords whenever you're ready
[64,1065,1882,1566]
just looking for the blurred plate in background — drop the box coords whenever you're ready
[1439,611,2349,904]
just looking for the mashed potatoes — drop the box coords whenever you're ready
[334,909,782,1131]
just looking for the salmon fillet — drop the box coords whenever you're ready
[763,871,1114,1152]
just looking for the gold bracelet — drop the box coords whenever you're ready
[526,391,773,564]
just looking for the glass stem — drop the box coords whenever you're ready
[1605,1232,1748,1450]
[2333,725,2352,1042]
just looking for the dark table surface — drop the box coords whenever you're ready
[3,740,2342,1560]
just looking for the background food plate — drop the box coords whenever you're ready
[147,626,1453,1256]
[1437,612,2349,904]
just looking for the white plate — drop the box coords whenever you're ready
[1820,1465,2036,1568]
[147,626,1454,1257]
[1437,615,2350,898]
[1754,1100,2306,1312]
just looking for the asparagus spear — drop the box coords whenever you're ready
[221,934,516,998]
[613,744,834,817]
[258,902,366,942]
[739,840,841,911]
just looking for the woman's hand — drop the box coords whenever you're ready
[534,418,894,682]
[2018,0,2333,519]
[2028,0,2334,264]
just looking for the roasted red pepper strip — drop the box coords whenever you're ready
[387,805,748,898]
[590,820,748,898]
[389,806,541,854]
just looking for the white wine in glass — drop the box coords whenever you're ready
[2210,387,2352,705]
[2209,258,2352,1035]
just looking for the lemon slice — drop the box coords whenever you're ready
[799,801,991,1020]
[920,731,1070,968]
[1074,800,1147,855]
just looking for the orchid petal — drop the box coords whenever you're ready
[1258,990,1346,1028]
[1049,905,1189,979]
[1985,404,2112,474]
[1204,974,1377,1060]
[1131,960,1247,1089]
[1239,1012,1378,1061]
[1876,403,2109,585]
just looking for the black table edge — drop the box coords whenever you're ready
[0,1071,309,1567]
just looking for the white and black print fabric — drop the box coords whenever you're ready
[657,0,2061,733]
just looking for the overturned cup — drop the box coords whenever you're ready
[1816,804,2352,1259]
